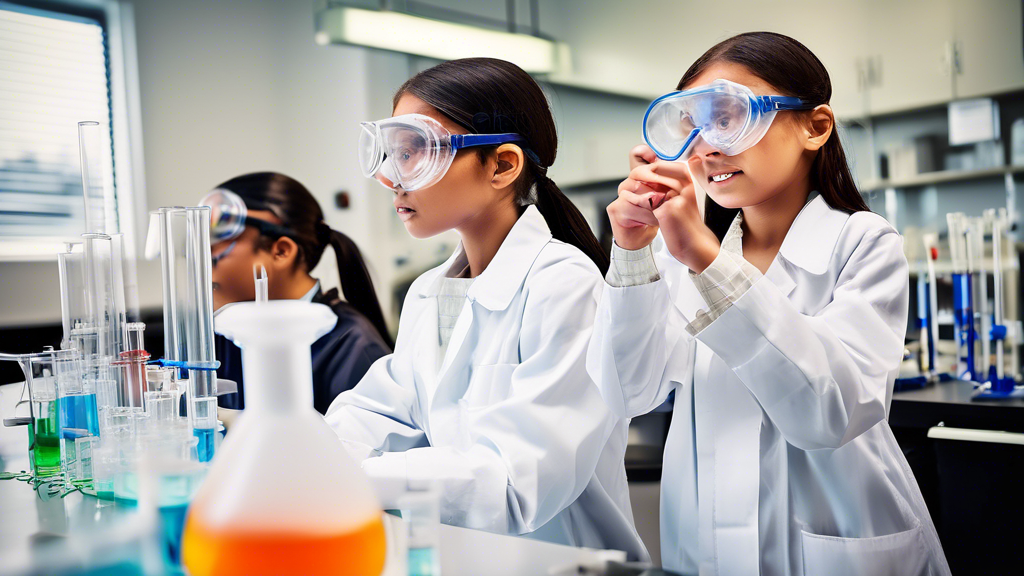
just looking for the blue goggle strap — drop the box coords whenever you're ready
[756,95,814,112]
[450,133,540,164]
[450,133,526,150]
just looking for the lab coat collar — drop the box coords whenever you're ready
[416,205,553,311]
[300,280,321,302]
[776,194,851,275]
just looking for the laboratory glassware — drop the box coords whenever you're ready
[182,300,386,576]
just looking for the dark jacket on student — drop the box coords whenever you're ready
[216,286,391,414]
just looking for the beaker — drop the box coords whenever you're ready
[54,348,99,487]
[0,350,61,478]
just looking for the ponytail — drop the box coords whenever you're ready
[216,172,394,348]
[321,224,394,349]
[530,168,610,275]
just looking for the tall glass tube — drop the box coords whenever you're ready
[80,234,120,419]
[159,208,189,372]
[185,207,218,462]
[78,121,117,235]
[967,218,987,379]
[57,243,85,352]
[158,207,218,462]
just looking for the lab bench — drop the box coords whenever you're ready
[0,472,630,576]
[890,380,1024,575]
[0,381,652,576]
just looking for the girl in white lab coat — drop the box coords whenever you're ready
[324,58,648,560]
[588,32,950,575]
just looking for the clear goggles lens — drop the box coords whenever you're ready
[200,188,248,242]
[198,187,296,244]
[358,114,455,192]
[643,79,778,161]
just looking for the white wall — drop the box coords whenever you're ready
[0,0,905,329]
[539,0,869,117]
[0,0,392,327]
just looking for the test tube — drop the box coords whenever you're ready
[113,322,150,410]
[254,265,268,303]
[967,218,988,378]
[947,213,974,380]
[992,212,1009,388]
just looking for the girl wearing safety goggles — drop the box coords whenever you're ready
[324,58,648,562]
[201,173,392,416]
[590,32,949,575]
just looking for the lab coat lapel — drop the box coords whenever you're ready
[777,194,850,276]
[411,290,441,413]
[430,206,552,405]
[428,301,475,446]
[411,251,463,413]
[436,301,474,386]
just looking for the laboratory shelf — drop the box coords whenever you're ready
[859,164,1024,192]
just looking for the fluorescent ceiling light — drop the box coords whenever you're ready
[316,7,563,74]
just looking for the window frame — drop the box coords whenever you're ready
[0,0,146,262]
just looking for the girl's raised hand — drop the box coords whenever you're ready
[628,160,720,273]
[607,145,666,251]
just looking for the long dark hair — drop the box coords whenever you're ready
[393,57,610,275]
[214,172,393,347]
[678,32,870,241]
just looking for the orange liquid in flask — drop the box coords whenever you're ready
[181,514,386,576]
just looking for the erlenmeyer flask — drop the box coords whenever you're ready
[181,301,386,576]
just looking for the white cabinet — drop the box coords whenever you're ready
[952,0,1024,99]
[857,0,1024,115]
[862,0,956,115]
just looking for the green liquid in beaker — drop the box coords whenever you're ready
[29,400,61,477]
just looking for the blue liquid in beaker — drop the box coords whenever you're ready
[59,393,99,485]
[193,428,215,463]
[161,501,190,565]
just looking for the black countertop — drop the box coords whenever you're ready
[625,380,1024,477]
[890,380,1024,432]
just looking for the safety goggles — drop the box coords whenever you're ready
[643,79,814,161]
[199,188,296,243]
[358,113,527,191]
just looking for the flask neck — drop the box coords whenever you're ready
[240,344,313,412]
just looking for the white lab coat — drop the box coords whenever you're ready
[324,205,648,562]
[588,196,950,576]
